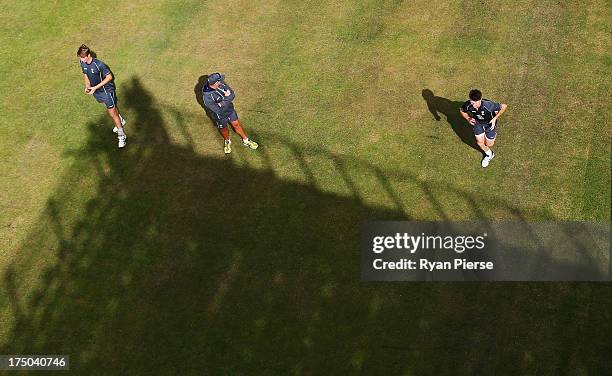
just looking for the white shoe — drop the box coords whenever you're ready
[481,152,495,167]
[118,135,127,149]
[242,139,259,150]
[113,126,118,133]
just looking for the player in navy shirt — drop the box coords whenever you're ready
[202,73,258,154]
[460,89,508,167]
[77,45,127,148]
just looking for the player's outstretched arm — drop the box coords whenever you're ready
[491,103,508,127]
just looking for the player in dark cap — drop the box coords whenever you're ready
[460,89,508,167]
[77,44,127,148]
[202,72,258,154]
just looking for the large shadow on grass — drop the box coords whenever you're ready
[422,89,481,154]
[1,78,609,375]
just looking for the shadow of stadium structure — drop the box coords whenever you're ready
[2,78,610,374]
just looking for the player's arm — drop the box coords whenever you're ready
[83,74,92,93]
[492,104,507,121]
[220,83,235,102]
[203,92,224,117]
[490,103,508,127]
[89,73,113,94]
[460,108,476,125]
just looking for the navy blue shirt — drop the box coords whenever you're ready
[80,58,115,91]
[202,82,236,119]
[461,99,502,124]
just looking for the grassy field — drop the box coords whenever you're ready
[0,0,610,374]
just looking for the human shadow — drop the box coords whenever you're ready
[193,74,219,130]
[422,89,481,154]
[193,74,208,111]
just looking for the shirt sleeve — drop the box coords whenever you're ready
[203,91,224,117]
[460,101,470,113]
[491,101,502,112]
[99,61,112,78]
[219,83,236,102]
[80,63,87,74]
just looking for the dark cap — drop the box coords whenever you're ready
[207,73,225,85]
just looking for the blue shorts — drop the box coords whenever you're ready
[94,89,117,109]
[214,110,239,129]
[473,122,497,140]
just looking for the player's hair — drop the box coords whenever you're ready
[77,44,91,57]
[469,89,482,101]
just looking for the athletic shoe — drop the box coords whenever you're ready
[481,152,495,167]
[118,135,127,149]
[243,139,259,150]
[224,141,232,154]
[113,115,126,133]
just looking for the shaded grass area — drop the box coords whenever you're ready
[2,79,611,374]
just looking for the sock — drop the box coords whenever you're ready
[225,139,231,144]
[485,149,492,157]
[117,128,126,137]
[243,138,249,143]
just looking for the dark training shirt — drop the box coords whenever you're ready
[80,58,115,92]
[203,82,236,119]
[461,99,502,124]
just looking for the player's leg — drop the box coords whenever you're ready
[104,91,127,148]
[216,120,232,154]
[229,112,258,149]
[484,126,496,148]
[473,124,493,167]
[113,106,126,133]
[476,134,492,167]
[107,107,123,130]
[107,91,125,130]
[97,90,122,129]
[474,125,491,152]
[218,125,230,140]
[480,127,496,166]
[108,107,127,148]
[110,90,125,133]
[475,133,491,153]
[229,119,248,139]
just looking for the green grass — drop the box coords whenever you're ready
[0,0,610,374]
